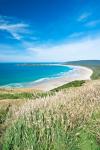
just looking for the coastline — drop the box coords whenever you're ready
[0,64,93,91]
[29,65,93,91]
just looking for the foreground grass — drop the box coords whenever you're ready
[0,80,86,148]
[0,80,100,150]
[3,111,100,150]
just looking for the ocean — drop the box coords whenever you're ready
[0,63,73,88]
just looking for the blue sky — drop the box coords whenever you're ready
[0,0,100,62]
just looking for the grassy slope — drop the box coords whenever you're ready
[0,80,85,137]
[51,80,85,92]
[0,80,100,150]
[65,60,100,79]
[0,91,53,100]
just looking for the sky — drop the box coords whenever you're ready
[0,0,100,62]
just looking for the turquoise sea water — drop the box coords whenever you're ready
[0,63,73,88]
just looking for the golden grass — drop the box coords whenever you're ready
[1,80,100,150]
[0,87,41,94]
[14,80,100,119]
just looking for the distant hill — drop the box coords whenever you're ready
[64,60,100,80]
[64,60,100,66]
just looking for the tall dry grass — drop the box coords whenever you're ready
[1,80,100,150]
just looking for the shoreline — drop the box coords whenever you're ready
[0,65,93,91]
[28,65,93,91]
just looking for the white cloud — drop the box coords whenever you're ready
[0,44,37,62]
[0,36,100,62]
[78,12,91,22]
[0,15,29,40]
[68,32,84,38]
[27,36,100,62]
[85,20,100,27]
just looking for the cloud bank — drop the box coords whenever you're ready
[1,36,100,62]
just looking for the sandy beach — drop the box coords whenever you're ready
[30,65,93,91]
